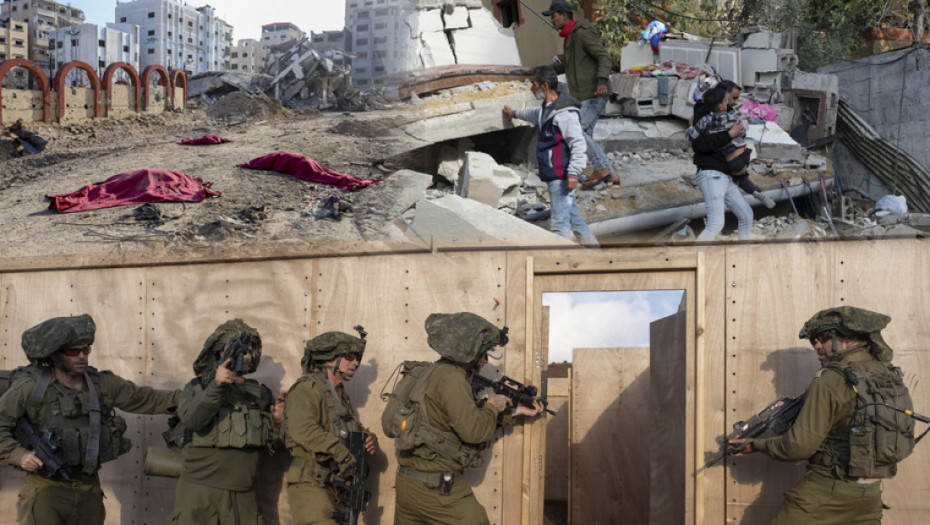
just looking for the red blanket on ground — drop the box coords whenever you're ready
[47,169,221,213]
[177,135,234,145]
[237,151,379,192]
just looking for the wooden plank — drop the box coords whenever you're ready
[571,347,650,524]
[544,378,570,502]
[650,310,687,524]
[503,250,529,525]
[522,256,534,525]
[534,250,699,274]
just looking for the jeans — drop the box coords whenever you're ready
[692,169,753,241]
[547,179,599,247]
[579,97,611,173]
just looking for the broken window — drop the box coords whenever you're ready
[494,0,522,28]
[148,12,154,18]
[148,30,155,36]
[99,39,105,47]
[120,17,126,23]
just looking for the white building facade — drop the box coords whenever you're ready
[260,22,304,48]
[229,38,266,74]
[49,23,140,77]
[0,0,84,73]
[114,0,233,74]
[344,0,408,87]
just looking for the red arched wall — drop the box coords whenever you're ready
[0,59,51,124]
[102,62,141,116]
[52,60,102,121]
[141,64,172,111]
[169,69,188,111]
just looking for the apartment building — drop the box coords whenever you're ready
[261,22,304,47]
[310,29,349,67]
[115,0,233,74]
[344,0,408,87]
[0,16,28,62]
[0,0,84,72]
[229,38,266,74]
[49,23,140,77]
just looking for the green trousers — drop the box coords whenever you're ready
[17,474,105,525]
[168,477,263,525]
[772,471,882,524]
[287,480,342,525]
[393,470,490,525]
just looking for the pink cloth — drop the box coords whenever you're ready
[237,151,379,192]
[47,169,220,213]
[177,135,234,145]
[739,101,779,122]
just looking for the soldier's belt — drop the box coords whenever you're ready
[806,471,882,492]
[397,466,448,486]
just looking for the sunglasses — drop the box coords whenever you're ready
[61,345,92,356]
[810,333,832,345]
[343,352,360,362]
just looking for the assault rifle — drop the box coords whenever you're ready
[331,431,371,525]
[14,417,71,481]
[704,393,806,468]
[472,374,557,416]
[205,332,253,383]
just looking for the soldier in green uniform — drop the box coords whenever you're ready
[168,319,284,525]
[0,314,180,525]
[390,312,544,525]
[731,306,914,524]
[283,328,377,525]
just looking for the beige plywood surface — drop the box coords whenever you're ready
[571,347,650,524]
[650,311,687,524]
[544,378,570,502]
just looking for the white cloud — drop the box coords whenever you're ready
[213,1,346,41]
[543,291,683,363]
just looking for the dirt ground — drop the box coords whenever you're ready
[0,94,424,262]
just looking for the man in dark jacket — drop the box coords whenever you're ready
[544,1,618,188]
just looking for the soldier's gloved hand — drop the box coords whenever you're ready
[336,457,358,482]
[20,452,43,473]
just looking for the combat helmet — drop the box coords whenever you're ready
[425,312,508,364]
[21,314,96,365]
[799,306,893,361]
[193,319,262,376]
[301,326,367,373]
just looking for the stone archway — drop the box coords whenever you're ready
[102,62,141,116]
[52,60,103,121]
[141,64,172,111]
[0,58,51,124]
[169,69,188,111]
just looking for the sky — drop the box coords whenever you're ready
[77,1,346,42]
[542,290,685,363]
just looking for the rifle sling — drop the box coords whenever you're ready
[83,371,102,467]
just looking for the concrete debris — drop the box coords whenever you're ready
[188,72,260,100]
[382,169,435,214]
[0,120,47,158]
[408,194,573,248]
[265,38,355,108]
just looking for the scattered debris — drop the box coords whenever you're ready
[0,120,48,158]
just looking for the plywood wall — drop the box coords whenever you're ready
[1,239,930,524]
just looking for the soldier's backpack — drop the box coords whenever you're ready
[380,361,438,452]
[830,362,917,477]
[0,366,39,398]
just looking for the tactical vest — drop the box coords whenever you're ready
[810,361,916,478]
[14,366,131,477]
[286,372,360,485]
[381,361,487,470]
[188,378,271,449]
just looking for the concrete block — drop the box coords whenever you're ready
[746,121,805,161]
[659,40,740,86]
[416,0,443,8]
[456,0,482,7]
[620,41,655,72]
[743,31,783,49]
[458,151,521,207]
[415,8,446,34]
[443,6,470,30]
[620,97,671,117]
[450,8,521,66]
[383,169,435,213]
[421,30,456,67]
[402,91,536,144]
[436,143,463,183]
[593,117,689,150]
[409,195,573,247]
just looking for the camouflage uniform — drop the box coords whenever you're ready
[0,315,179,525]
[393,313,516,525]
[168,319,279,525]
[284,331,368,525]
[747,307,901,524]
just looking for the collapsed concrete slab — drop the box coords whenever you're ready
[381,169,435,213]
[409,195,574,247]
[592,117,689,151]
[456,151,522,207]
[747,121,805,162]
